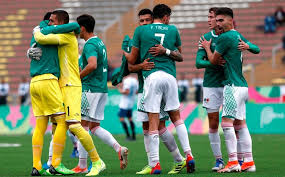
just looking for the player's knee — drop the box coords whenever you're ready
[221,120,233,128]
[119,117,125,122]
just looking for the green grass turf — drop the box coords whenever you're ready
[0,134,284,177]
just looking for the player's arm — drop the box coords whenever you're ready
[34,31,69,45]
[41,22,80,35]
[238,35,260,54]
[80,56,97,79]
[195,49,212,69]
[124,46,139,65]
[211,35,230,65]
[128,58,154,72]
[148,45,183,62]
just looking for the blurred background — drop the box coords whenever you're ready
[0,0,285,135]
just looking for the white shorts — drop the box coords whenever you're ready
[137,93,169,122]
[202,87,223,111]
[81,92,107,122]
[139,71,180,113]
[222,85,248,120]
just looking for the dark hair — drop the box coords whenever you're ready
[138,8,153,17]
[216,7,234,18]
[52,10,69,24]
[43,12,52,20]
[153,4,171,19]
[77,14,95,33]
[209,7,219,14]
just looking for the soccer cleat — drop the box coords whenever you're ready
[118,146,129,169]
[70,147,79,158]
[86,159,106,176]
[186,154,195,173]
[218,160,241,173]
[212,158,224,171]
[241,161,256,172]
[168,158,186,174]
[136,165,152,174]
[72,165,88,173]
[42,162,50,170]
[150,162,161,174]
[31,167,52,176]
[49,163,75,175]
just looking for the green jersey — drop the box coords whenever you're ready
[196,30,225,87]
[215,30,249,87]
[30,21,80,78]
[132,23,181,78]
[81,36,108,93]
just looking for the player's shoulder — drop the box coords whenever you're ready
[201,31,213,40]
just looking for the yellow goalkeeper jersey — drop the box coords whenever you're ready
[34,32,81,87]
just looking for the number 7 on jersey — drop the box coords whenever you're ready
[155,33,165,45]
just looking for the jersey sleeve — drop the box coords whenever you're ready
[132,26,141,49]
[195,49,211,69]
[34,32,70,45]
[215,34,231,55]
[85,43,98,60]
[41,22,80,35]
[240,34,260,54]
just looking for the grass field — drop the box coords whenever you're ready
[0,134,284,177]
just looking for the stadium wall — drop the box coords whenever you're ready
[0,88,285,135]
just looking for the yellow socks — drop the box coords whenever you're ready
[69,123,100,162]
[32,116,49,170]
[52,114,67,167]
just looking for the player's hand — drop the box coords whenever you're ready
[123,51,130,60]
[148,44,166,56]
[141,58,155,71]
[198,36,212,50]
[27,43,42,60]
[217,56,226,66]
[238,39,249,51]
[32,25,41,35]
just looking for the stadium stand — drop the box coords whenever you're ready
[0,0,61,95]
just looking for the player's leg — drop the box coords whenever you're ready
[136,121,153,174]
[158,121,185,174]
[32,116,49,174]
[68,130,79,158]
[208,111,224,171]
[233,87,255,172]
[203,87,224,170]
[51,114,67,168]
[89,93,128,169]
[164,72,195,173]
[119,109,131,139]
[60,86,102,176]
[127,114,136,140]
[234,120,255,172]
[218,85,241,173]
[72,119,89,174]
[148,112,161,174]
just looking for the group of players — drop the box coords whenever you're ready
[27,3,259,176]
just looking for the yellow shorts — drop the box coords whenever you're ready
[61,86,82,122]
[30,74,65,117]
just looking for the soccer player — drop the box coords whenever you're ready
[33,10,104,176]
[71,14,129,173]
[118,74,138,141]
[125,4,195,174]
[195,7,226,171]
[129,8,186,175]
[205,7,259,173]
[29,12,80,176]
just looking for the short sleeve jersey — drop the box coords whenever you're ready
[215,30,248,87]
[197,30,225,87]
[132,23,181,78]
[81,36,108,93]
